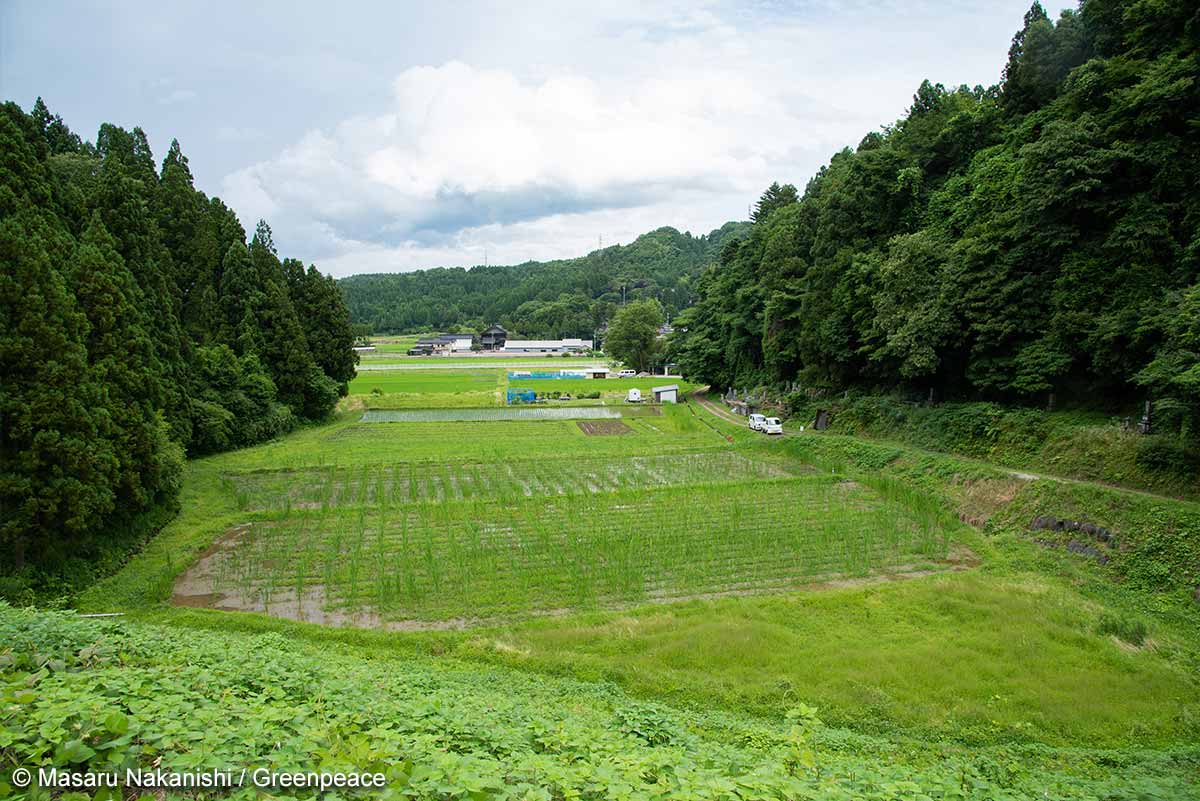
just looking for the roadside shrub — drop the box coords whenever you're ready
[0,576,35,607]
[1096,614,1148,646]
[1135,437,1200,475]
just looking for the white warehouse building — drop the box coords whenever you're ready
[502,338,593,353]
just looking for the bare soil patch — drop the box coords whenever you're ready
[954,477,1026,527]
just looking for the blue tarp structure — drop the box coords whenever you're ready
[507,389,536,404]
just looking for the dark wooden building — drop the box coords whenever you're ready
[480,324,507,351]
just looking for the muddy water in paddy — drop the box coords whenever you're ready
[171,521,978,632]
[170,524,471,631]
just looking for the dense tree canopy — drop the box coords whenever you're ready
[0,100,356,584]
[604,299,666,374]
[338,223,748,336]
[673,0,1200,439]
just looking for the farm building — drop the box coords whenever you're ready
[652,384,679,403]
[408,334,474,355]
[352,345,377,353]
[503,338,593,353]
[480,324,507,350]
[585,367,611,379]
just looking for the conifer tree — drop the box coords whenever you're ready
[0,105,118,569]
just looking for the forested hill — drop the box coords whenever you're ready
[339,222,749,336]
[674,0,1200,435]
[1,100,356,589]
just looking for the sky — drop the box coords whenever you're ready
[1,1,1071,277]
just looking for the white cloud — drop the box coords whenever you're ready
[223,56,859,273]
[218,1,1042,276]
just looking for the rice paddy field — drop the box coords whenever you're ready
[195,475,949,622]
[168,365,958,626]
[225,450,806,511]
[348,366,694,408]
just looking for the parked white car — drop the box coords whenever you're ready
[762,417,783,435]
[748,413,766,431]
[626,388,642,403]
[617,369,636,378]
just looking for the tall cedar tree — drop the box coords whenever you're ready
[1,100,356,593]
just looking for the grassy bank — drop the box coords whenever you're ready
[785,395,1200,500]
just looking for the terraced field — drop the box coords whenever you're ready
[182,475,949,623]
[360,406,636,422]
[348,366,696,408]
[224,450,806,511]
[172,369,960,627]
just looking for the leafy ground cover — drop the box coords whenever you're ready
[4,604,1196,800]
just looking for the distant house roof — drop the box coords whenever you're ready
[504,339,593,350]
[417,334,471,344]
[652,384,679,393]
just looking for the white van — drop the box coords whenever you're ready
[748,413,766,431]
[617,369,636,378]
[762,417,783,435]
[626,388,642,403]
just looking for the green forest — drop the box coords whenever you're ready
[338,223,748,336]
[0,101,356,595]
[673,0,1200,439]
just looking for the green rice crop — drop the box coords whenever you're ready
[215,405,727,471]
[361,407,643,422]
[223,450,807,511]
[210,476,949,621]
[349,367,503,398]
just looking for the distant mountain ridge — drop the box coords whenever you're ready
[338,222,748,336]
